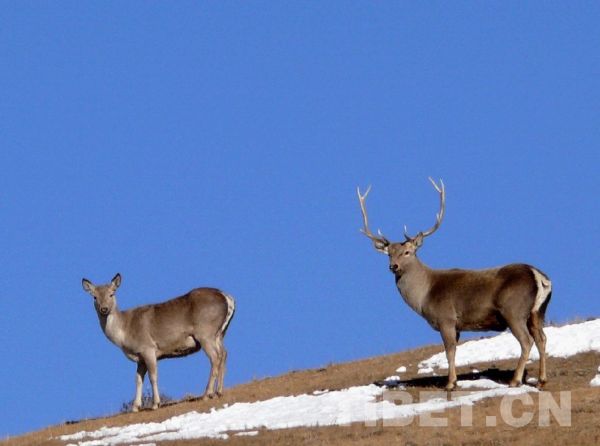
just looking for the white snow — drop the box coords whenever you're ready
[396,366,407,373]
[312,389,329,395]
[235,430,259,437]
[60,319,600,445]
[591,365,600,387]
[456,379,506,390]
[61,384,535,445]
[384,375,401,382]
[418,319,600,372]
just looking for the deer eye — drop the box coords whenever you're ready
[404,251,411,256]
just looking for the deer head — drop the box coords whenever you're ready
[357,178,445,275]
[82,273,122,317]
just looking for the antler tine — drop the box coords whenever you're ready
[403,224,411,240]
[428,176,444,193]
[357,186,389,245]
[421,177,446,238]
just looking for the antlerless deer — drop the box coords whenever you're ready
[357,179,551,390]
[81,274,235,411]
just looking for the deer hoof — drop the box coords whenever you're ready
[132,405,140,413]
[445,381,456,391]
[536,379,547,389]
[201,393,215,401]
[509,379,522,388]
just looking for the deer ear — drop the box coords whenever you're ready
[111,273,122,289]
[373,240,389,254]
[82,278,94,294]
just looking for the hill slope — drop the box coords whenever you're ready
[4,320,600,446]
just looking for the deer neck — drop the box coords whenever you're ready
[394,257,432,316]
[98,307,126,348]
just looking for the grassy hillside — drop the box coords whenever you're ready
[4,339,600,446]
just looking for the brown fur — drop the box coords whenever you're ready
[358,181,552,390]
[81,274,235,411]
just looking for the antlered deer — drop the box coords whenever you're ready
[81,273,235,411]
[357,179,551,389]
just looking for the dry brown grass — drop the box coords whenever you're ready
[4,340,600,446]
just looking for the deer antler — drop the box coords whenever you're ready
[357,186,390,248]
[404,177,445,240]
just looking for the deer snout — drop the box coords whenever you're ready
[99,307,110,316]
[390,264,399,273]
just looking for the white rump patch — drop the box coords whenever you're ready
[220,292,236,334]
[531,268,551,313]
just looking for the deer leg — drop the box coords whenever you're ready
[215,336,227,397]
[200,340,220,400]
[507,321,533,387]
[528,312,547,387]
[440,324,458,391]
[218,349,227,396]
[142,352,160,410]
[132,361,147,412]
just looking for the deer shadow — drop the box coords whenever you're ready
[375,367,523,389]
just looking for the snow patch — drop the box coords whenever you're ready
[60,383,535,445]
[235,430,259,437]
[591,365,600,387]
[457,379,506,390]
[312,389,329,395]
[61,319,600,445]
[418,319,600,372]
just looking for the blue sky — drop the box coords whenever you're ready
[1,2,599,438]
